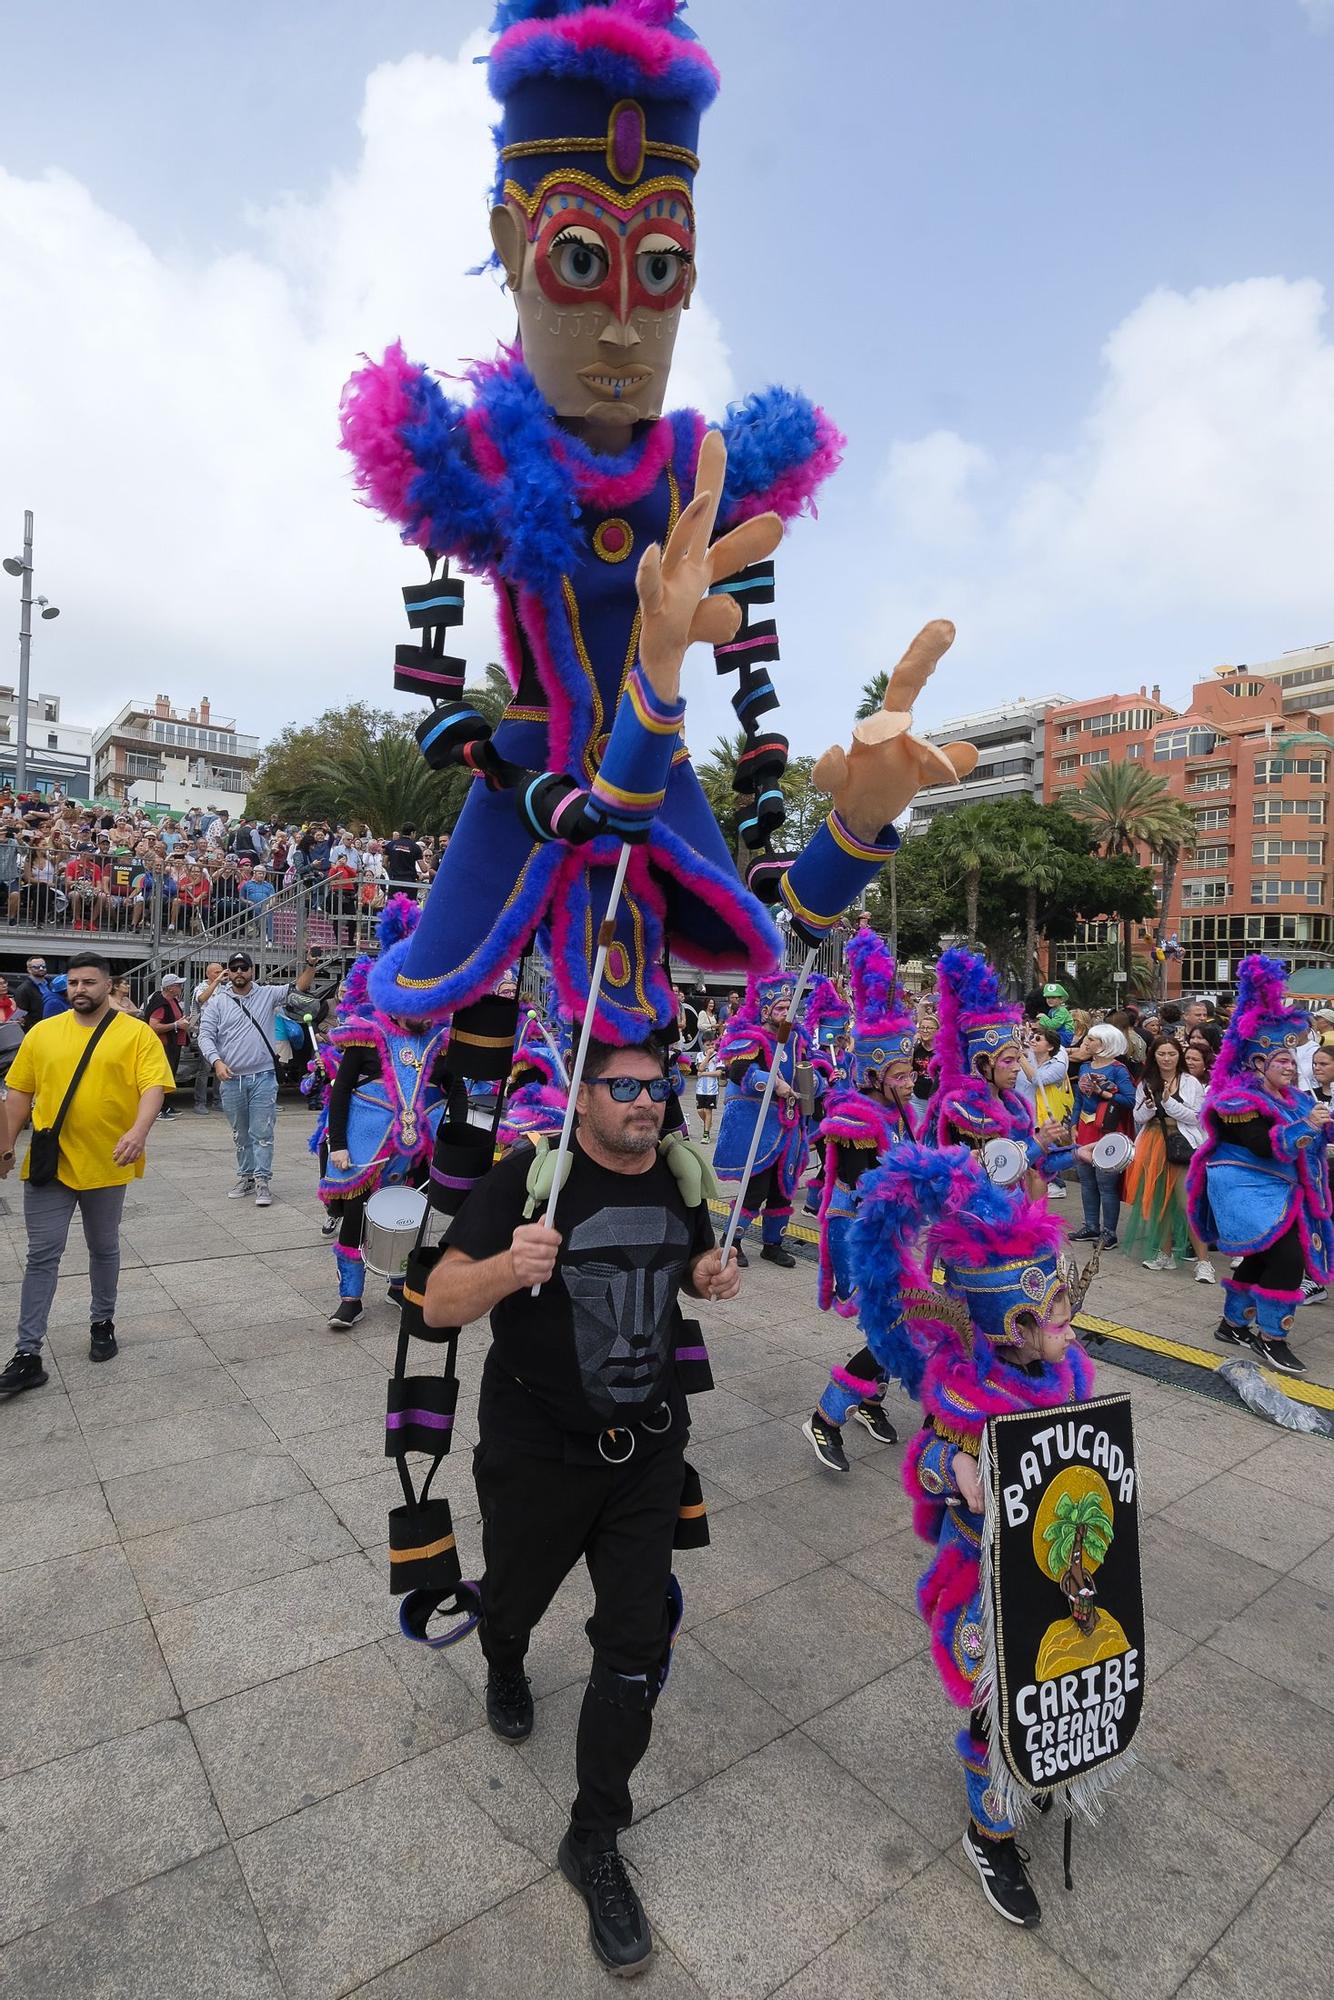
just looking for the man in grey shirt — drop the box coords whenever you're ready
[0,825,26,925]
[199,947,320,1206]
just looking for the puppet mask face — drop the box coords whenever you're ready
[491,180,696,429]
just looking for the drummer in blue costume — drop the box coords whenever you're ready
[713,972,821,1268]
[321,898,460,1330]
[1188,953,1334,1378]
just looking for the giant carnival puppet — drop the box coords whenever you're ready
[1188,954,1334,1378]
[851,1143,1110,1929]
[928,947,1074,1186]
[317,897,462,1328]
[339,0,979,1060]
[804,923,919,1474]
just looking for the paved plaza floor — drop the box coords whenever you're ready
[1,1107,1333,1999]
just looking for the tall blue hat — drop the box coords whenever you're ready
[845,925,914,1085]
[488,2,720,212]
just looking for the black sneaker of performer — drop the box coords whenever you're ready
[852,1401,898,1445]
[963,1822,1041,1927]
[1214,1317,1249,1346]
[803,1412,850,1473]
[0,1350,48,1396]
[1299,1278,1328,1306]
[1248,1331,1306,1377]
[328,1299,364,1331]
[485,1665,534,1742]
[733,1244,748,1269]
[320,1215,338,1237]
[761,1240,796,1269]
[558,1829,652,1975]
[89,1320,118,1363]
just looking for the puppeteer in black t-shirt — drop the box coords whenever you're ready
[447,1136,713,1450]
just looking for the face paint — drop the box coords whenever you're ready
[496,177,696,429]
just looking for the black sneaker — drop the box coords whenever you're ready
[558,1830,652,1976]
[760,1242,796,1269]
[803,1413,850,1473]
[733,1244,749,1269]
[1067,1227,1100,1242]
[1299,1280,1328,1307]
[0,1350,48,1396]
[1215,1318,1250,1346]
[386,1286,404,1309]
[89,1321,118,1363]
[320,1216,339,1237]
[1248,1333,1306,1377]
[852,1401,898,1445]
[485,1666,534,1742]
[327,1298,364,1331]
[1099,1235,1119,1250]
[962,1822,1041,1927]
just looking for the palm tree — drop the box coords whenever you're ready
[856,670,890,720]
[1004,829,1067,989]
[696,731,749,862]
[307,730,458,833]
[932,805,1004,941]
[1060,763,1196,976]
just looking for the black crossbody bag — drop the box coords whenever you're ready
[27,1013,117,1186]
[231,995,288,1082]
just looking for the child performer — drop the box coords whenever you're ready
[851,1142,1099,1928]
[1188,954,1334,1376]
[804,926,918,1473]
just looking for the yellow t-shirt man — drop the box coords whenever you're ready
[7,1011,175,1188]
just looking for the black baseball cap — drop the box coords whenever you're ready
[226,951,254,970]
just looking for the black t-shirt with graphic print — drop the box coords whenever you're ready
[448,1135,713,1446]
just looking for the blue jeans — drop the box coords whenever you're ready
[220,1070,278,1184]
[1077,1159,1122,1240]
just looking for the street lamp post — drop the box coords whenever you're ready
[3,511,60,797]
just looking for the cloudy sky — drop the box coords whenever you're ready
[3,0,1333,762]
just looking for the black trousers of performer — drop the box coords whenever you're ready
[473,1431,682,1843]
[738,1162,792,1245]
[1235,1219,1305,1290]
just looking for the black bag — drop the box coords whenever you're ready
[231,994,288,1084]
[1164,1122,1194,1168]
[27,1013,117,1186]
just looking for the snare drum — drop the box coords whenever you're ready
[982,1138,1028,1187]
[362,1186,428,1278]
[1091,1132,1133,1174]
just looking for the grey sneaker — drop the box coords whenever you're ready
[254,1184,273,1208]
[227,1178,256,1199]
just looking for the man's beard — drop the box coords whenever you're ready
[70,995,97,1012]
[598,1116,660,1157]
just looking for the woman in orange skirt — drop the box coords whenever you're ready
[1122,1036,1214,1281]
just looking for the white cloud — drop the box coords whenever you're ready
[0,32,734,745]
[870,277,1334,717]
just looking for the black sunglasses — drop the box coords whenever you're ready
[588,1075,672,1104]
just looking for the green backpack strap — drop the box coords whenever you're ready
[658,1135,723,1210]
[522,1136,573,1220]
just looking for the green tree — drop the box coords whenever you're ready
[931,803,1007,941]
[1059,762,1196,974]
[1042,1489,1114,1583]
[695,737,830,859]
[856,671,890,720]
[1003,826,1067,990]
[248,669,511,834]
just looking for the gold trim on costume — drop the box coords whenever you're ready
[503,170,695,224]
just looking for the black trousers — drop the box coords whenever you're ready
[473,1431,683,1842]
[1235,1219,1306,1290]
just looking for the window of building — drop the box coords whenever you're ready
[1252,838,1324,864]
[1080,748,1109,766]
[1254,797,1326,824]
[1056,721,1081,741]
[1255,754,1328,784]
[1125,741,1144,758]
[1277,663,1334,691]
[1155,726,1218,761]
[1086,706,1161,736]
[1191,845,1231,869]
[1251,878,1324,906]
[1055,757,1078,776]
[43,704,57,722]
[46,733,58,750]
[1194,807,1231,831]
[1188,770,1231,792]
[1181,879,1229,905]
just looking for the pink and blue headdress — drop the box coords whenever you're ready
[845,925,914,1085]
[1214,954,1309,1085]
[934,946,1021,1084]
[488,1,720,212]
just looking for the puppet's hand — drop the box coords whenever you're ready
[636,430,783,705]
[810,621,978,842]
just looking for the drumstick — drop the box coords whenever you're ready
[719,946,820,1272]
[532,842,632,1295]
